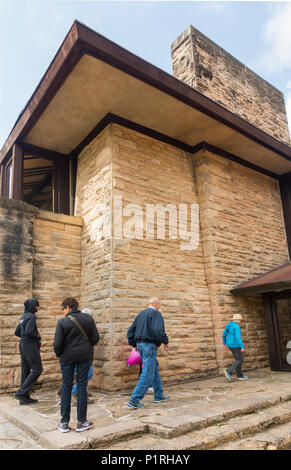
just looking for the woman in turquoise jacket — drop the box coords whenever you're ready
[222,314,248,382]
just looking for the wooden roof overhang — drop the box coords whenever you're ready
[231,262,291,296]
[1,20,291,177]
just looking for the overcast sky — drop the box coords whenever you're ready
[0,0,291,150]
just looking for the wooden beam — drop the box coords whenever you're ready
[53,158,70,215]
[23,142,69,161]
[25,173,52,202]
[11,143,23,200]
[279,173,291,259]
[263,294,281,371]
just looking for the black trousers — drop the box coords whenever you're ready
[226,347,244,378]
[60,361,91,424]
[16,342,43,396]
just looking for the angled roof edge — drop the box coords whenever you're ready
[231,261,291,296]
[1,20,291,166]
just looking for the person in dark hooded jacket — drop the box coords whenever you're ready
[14,299,43,404]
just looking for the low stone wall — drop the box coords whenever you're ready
[0,197,83,393]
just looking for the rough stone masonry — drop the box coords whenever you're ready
[0,25,290,394]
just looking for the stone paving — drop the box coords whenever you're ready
[0,367,291,450]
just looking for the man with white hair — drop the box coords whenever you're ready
[223,313,248,382]
[127,297,170,409]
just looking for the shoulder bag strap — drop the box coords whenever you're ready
[68,315,91,344]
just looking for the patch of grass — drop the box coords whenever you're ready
[256,389,266,393]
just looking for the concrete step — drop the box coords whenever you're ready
[1,389,291,449]
[0,413,45,450]
[216,422,291,450]
[106,401,291,450]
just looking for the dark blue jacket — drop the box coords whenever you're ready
[127,307,169,348]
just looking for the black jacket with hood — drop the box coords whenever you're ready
[53,310,100,364]
[15,299,41,344]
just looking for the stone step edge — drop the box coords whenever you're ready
[0,406,56,449]
[140,391,291,440]
[106,404,291,451]
[188,406,291,450]
[1,390,291,450]
[0,403,148,450]
[215,421,291,450]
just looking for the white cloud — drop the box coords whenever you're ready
[259,3,291,73]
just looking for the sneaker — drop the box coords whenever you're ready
[19,397,38,405]
[76,421,94,432]
[127,400,144,409]
[147,387,154,393]
[13,393,23,401]
[237,376,248,380]
[57,422,70,433]
[224,370,232,383]
[154,395,169,403]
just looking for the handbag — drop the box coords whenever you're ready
[68,315,94,363]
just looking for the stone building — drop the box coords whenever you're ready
[1,22,291,393]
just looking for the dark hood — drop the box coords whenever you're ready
[24,298,39,314]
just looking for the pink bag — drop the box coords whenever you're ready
[127,348,142,367]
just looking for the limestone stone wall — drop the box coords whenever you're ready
[193,149,289,372]
[0,197,82,393]
[74,124,218,391]
[32,211,83,386]
[75,124,289,391]
[171,26,291,145]
[0,198,37,391]
[74,126,114,390]
[110,125,218,390]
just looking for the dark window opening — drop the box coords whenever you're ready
[23,154,53,211]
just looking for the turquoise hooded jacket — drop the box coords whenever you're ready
[222,321,245,349]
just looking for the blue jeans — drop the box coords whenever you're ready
[72,364,94,394]
[60,361,90,424]
[130,342,163,403]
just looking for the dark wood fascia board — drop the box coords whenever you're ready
[2,20,291,168]
[69,113,193,159]
[69,114,113,159]
[75,21,291,163]
[23,143,69,162]
[231,280,291,296]
[69,113,280,180]
[193,141,279,180]
[0,22,84,164]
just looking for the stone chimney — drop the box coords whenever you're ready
[171,25,290,145]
